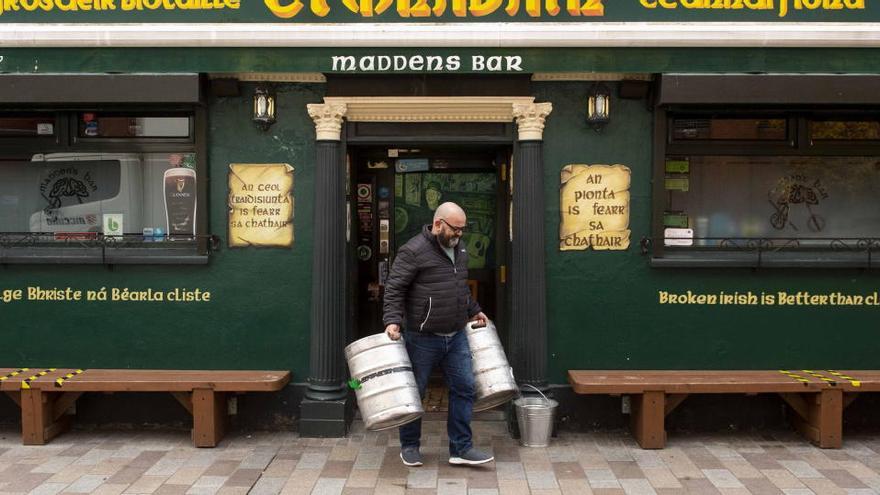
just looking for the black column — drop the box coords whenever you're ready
[510,140,548,393]
[300,139,351,437]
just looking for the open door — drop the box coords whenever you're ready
[348,146,510,345]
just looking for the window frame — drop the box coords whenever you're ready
[0,104,209,265]
[651,106,880,268]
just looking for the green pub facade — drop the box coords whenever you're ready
[1,0,879,436]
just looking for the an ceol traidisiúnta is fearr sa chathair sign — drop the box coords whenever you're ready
[0,0,872,22]
[560,164,631,252]
[228,163,294,248]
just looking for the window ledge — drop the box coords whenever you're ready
[651,250,879,269]
[0,246,208,265]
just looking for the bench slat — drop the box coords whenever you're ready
[569,370,830,394]
[0,370,290,392]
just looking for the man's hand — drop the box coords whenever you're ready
[469,312,489,328]
[385,323,402,341]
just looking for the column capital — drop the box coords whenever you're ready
[513,102,553,141]
[307,103,348,141]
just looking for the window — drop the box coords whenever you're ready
[654,112,880,267]
[76,113,192,139]
[671,117,787,141]
[0,111,206,264]
[0,115,56,138]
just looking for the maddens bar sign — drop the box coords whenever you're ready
[0,0,873,21]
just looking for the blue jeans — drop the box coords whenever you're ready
[399,329,475,456]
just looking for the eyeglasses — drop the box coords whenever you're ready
[439,218,466,235]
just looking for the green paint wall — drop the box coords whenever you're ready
[537,81,880,384]
[0,83,323,380]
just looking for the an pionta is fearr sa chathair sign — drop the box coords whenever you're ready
[0,0,874,22]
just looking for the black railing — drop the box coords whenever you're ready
[0,232,219,264]
[642,237,880,268]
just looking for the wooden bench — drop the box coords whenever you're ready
[0,368,290,447]
[568,370,880,450]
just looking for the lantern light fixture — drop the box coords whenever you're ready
[253,86,276,131]
[587,81,611,132]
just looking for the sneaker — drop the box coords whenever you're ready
[449,448,494,466]
[400,447,423,467]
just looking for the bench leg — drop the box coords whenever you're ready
[630,391,665,449]
[20,390,72,445]
[782,390,843,449]
[192,389,227,448]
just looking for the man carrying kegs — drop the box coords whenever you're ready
[383,202,495,467]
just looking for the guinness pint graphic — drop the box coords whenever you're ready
[163,168,197,237]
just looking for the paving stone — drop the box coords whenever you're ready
[91,484,130,495]
[762,469,808,490]
[29,482,69,495]
[640,467,680,489]
[108,467,149,485]
[703,469,746,489]
[407,468,438,489]
[553,462,586,480]
[527,470,560,490]
[799,477,847,495]
[124,475,169,494]
[153,485,190,495]
[222,468,262,488]
[618,478,656,495]
[778,460,824,479]
[739,477,785,495]
[31,456,78,474]
[279,469,322,494]
[345,468,379,488]
[437,478,468,495]
[469,489,501,495]
[557,478,593,495]
[165,467,207,486]
[497,479,531,495]
[249,476,286,495]
[64,474,111,493]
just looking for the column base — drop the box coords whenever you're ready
[299,397,353,438]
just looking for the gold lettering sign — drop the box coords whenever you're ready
[228,163,294,248]
[559,164,631,251]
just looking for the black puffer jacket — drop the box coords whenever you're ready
[383,225,481,334]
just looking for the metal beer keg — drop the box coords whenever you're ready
[467,321,518,412]
[344,333,424,431]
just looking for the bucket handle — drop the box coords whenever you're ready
[520,383,550,402]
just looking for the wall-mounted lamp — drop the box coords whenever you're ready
[587,82,611,132]
[253,86,276,131]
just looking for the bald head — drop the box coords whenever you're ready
[433,202,465,223]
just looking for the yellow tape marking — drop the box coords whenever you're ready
[802,370,837,385]
[20,368,56,390]
[778,370,811,383]
[54,369,84,388]
[825,370,861,388]
[0,368,29,382]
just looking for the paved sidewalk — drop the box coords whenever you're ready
[0,421,879,494]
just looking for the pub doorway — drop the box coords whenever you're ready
[347,145,511,411]
[348,145,509,339]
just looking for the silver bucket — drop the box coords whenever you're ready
[513,386,558,448]
[466,321,518,412]
[344,333,424,431]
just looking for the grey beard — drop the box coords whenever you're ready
[439,234,459,248]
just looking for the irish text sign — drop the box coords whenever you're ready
[560,164,630,251]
